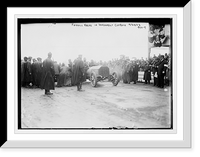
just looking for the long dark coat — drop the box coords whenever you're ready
[143,65,151,81]
[72,59,84,86]
[132,64,139,82]
[157,59,168,75]
[40,58,55,90]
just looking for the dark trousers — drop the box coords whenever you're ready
[22,81,30,87]
[145,80,150,84]
[158,74,164,88]
[45,89,50,94]
[154,77,158,86]
[165,79,169,86]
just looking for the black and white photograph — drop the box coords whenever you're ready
[3,0,193,150]
[19,18,172,129]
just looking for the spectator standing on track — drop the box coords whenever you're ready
[72,55,85,91]
[143,61,151,84]
[132,61,139,84]
[40,52,55,95]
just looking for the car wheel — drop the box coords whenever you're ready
[112,72,119,86]
[90,73,97,87]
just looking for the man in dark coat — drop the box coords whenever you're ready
[132,62,139,84]
[72,55,85,91]
[143,62,151,84]
[157,55,168,88]
[40,52,55,95]
[151,58,160,86]
[152,64,158,86]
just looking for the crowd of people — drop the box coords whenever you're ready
[105,53,171,88]
[21,52,87,94]
[21,52,171,95]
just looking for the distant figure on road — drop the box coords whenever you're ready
[40,52,55,95]
[72,55,85,91]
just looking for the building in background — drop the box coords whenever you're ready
[148,24,171,58]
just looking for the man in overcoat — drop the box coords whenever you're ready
[72,55,85,91]
[132,62,139,84]
[143,61,151,84]
[40,52,55,95]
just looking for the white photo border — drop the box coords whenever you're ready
[4,3,192,148]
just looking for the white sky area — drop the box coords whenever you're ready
[21,22,149,64]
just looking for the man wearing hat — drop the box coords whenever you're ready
[72,55,85,91]
[40,52,55,95]
[143,61,151,84]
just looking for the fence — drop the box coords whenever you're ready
[138,71,154,83]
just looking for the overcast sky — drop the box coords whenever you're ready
[21,22,149,64]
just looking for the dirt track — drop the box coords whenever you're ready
[21,80,171,129]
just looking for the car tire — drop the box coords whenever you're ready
[112,72,119,86]
[90,73,97,87]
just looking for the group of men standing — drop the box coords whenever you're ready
[121,54,170,88]
[21,52,85,95]
[21,56,43,88]
[150,55,170,88]
[122,62,140,84]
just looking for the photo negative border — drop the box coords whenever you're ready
[17,17,173,130]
